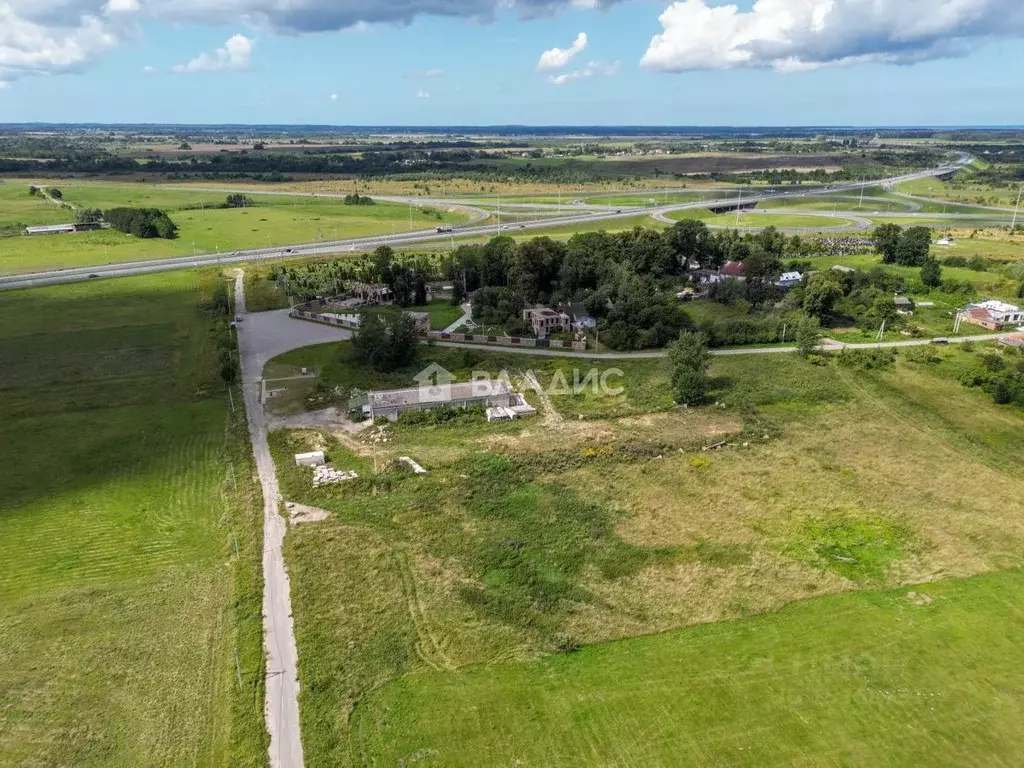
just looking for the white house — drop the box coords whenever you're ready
[776,271,803,289]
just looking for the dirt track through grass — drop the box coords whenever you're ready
[269,342,1024,765]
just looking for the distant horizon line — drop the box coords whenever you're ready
[1,123,1022,132]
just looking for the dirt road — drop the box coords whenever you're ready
[235,273,305,768]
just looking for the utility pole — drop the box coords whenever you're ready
[1012,184,1023,230]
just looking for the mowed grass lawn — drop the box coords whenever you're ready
[356,568,1024,767]
[0,181,469,274]
[0,272,266,766]
[270,342,1024,765]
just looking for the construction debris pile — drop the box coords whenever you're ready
[312,465,358,487]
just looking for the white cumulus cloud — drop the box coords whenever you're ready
[0,0,626,87]
[105,0,140,12]
[641,0,1024,72]
[537,31,588,70]
[549,58,618,84]
[172,33,253,74]
[0,1,131,86]
[416,89,430,99]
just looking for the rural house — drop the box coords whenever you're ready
[776,271,803,289]
[957,301,1023,331]
[523,306,570,337]
[720,261,746,279]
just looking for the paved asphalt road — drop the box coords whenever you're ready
[0,156,973,292]
[235,274,306,768]
[250,308,1012,362]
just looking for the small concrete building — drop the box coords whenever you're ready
[366,380,515,422]
[295,451,326,467]
[894,297,915,316]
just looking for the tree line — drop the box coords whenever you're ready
[104,207,177,239]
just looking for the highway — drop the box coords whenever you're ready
[0,154,974,292]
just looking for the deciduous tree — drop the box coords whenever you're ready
[667,331,710,406]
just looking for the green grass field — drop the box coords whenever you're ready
[267,340,1024,765]
[0,182,468,275]
[0,183,74,234]
[583,191,712,206]
[761,195,918,214]
[0,272,267,766]
[355,568,1024,767]
[897,176,1023,209]
[668,209,860,229]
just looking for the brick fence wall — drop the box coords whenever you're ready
[290,308,587,351]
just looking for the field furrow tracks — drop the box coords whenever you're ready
[391,548,454,672]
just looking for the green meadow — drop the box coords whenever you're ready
[268,340,1024,766]
[0,272,266,766]
[0,181,469,274]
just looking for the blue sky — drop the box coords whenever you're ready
[2,0,1023,125]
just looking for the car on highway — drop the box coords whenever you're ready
[931,337,950,344]
[88,274,99,279]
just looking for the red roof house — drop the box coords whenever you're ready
[721,261,746,278]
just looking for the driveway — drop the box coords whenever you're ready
[235,289,309,768]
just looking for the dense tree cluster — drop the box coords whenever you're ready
[104,207,178,239]
[351,313,419,372]
[224,194,254,208]
[75,208,103,225]
[872,224,932,266]
[441,222,814,350]
[343,194,375,206]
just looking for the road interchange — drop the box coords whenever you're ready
[0,154,983,292]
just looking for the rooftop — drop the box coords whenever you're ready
[25,223,76,233]
[975,300,1020,314]
[369,379,512,409]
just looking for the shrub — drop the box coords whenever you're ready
[958,366,991,388]
[980,352,1005,372]
[836,348,897,371]
[991,381,1014,405]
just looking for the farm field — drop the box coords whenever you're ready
[0,181,469,275]
[0,272,266,766]
[267,341,1024,765]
